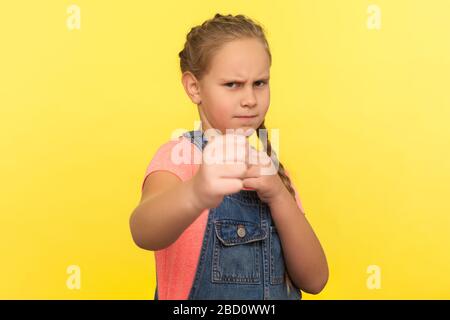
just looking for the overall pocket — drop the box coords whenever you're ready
[269,225,286,285]
[212,219,267,284]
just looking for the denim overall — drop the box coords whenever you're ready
[154,130,301,300]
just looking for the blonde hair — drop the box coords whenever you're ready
[179,13,297,296]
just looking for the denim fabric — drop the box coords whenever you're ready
[154,130,301,300]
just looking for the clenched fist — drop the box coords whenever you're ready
[191,131,251,209]
[190,129,284,209]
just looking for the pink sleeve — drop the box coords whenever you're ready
[284,169,306,215]
[141,138,193,193]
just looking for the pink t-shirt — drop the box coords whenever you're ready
[141,135,306,300]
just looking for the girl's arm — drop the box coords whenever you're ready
[130,134,248,251]
[268,187,329,295]
[129,171,205,251]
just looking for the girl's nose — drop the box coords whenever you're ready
[241,87,257,108]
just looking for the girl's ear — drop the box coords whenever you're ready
[181,71,202,105]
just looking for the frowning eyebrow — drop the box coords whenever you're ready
[219,75,270,82]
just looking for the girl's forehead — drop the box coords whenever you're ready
[208,40,270,79]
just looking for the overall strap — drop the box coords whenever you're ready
[182,130,208,151]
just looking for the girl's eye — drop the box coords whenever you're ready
[254,81,267,87]
[224,81,267,88]
[224,82,240,88]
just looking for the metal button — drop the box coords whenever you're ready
[237,225,246,238]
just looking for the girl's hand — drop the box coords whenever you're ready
[191,132,250,209]
[242,147,285,204]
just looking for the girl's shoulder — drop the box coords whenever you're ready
[141,136,198,192]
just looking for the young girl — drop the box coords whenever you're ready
[130,13,328,300]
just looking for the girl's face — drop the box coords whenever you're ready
[185,38,271,135]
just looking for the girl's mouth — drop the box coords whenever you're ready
[234,115,257,118]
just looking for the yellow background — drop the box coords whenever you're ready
[1,0,449,299]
